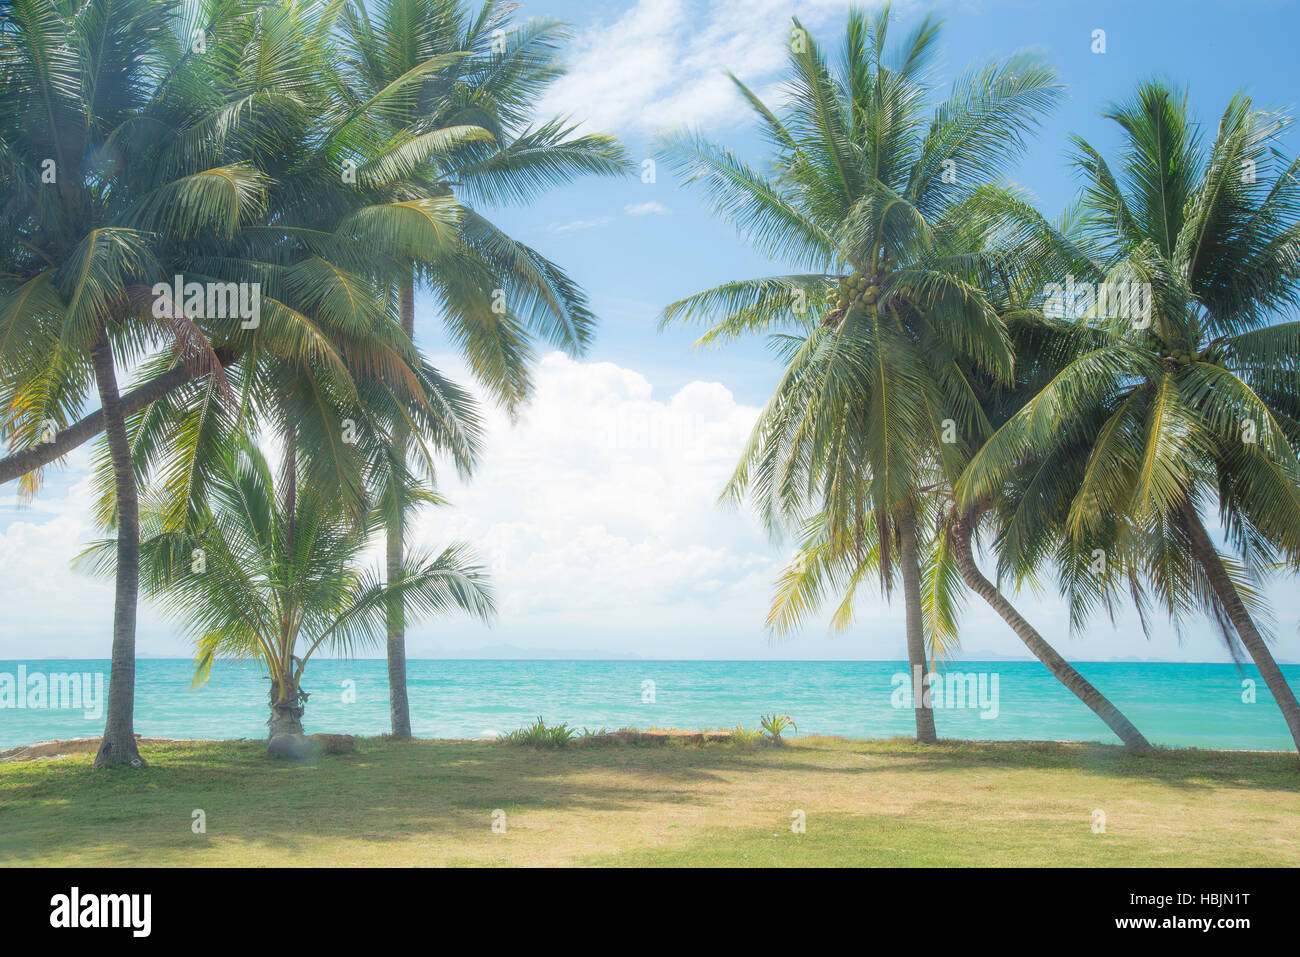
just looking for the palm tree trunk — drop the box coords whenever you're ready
[267,673,305,739]
[949,511,1152,753]
[90,334,145,769]
[896,502,938,744]
[0,344,240,485]
[1180,501,1300,754]
[266,671,313,759]
[386,500,411,738]
[269,417,309,757]
[282,421,296,553]
[386,272,416,740]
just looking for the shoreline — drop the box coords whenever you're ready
[2,733,1292,763]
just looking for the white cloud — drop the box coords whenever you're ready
[401,351,1300,662]
[0,356,787,659]
[538,0,875,136]
[552,216,614,233]
[0,476,116,652]
[412,353,778,637]
[624,201,669,216]
[3,350,1296,662]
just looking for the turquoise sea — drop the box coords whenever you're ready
[1,658,1297,751]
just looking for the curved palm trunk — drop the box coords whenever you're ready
[0,345,242,486]
[1180,502,1300,755]
[896,502,938,744]
[90,335,145,769]
[385,273,415,740]
[949,512,1152,753]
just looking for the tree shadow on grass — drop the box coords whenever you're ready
[1,736,1294,864]
[0,738,772,863]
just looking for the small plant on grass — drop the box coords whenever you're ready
[501,717,578,749]
[760,714,797,744]
[730,725,764,748]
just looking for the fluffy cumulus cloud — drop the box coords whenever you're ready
[402,352,1300,662]
[0,356,796,660]
[538,0,879,136]
[410,353,784,651]
[2,352,1292,662]
[0,470,117,655]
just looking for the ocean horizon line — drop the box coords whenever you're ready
[3,655,1296,665]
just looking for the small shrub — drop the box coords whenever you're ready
[500,717,578,749]
[730,725,764,748]
[759,713,797,744]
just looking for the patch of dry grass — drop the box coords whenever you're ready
[0,736,1295,866]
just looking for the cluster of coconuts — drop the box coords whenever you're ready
[824,272,882,313]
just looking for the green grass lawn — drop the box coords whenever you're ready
[1,736,1296,866]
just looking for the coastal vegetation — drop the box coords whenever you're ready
[77,438,494,756]
[1,0,1298,778]
[497,717,792,748]
[0,0,624,764]
[331,0,629,739]
[662,5,1300,755]
[660,7,1068,745]
[956,83,1300,752]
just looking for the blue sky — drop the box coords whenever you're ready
[3,0,1300,662]
[478,0,1300,402]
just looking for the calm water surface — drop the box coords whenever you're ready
[1,658,1295,750]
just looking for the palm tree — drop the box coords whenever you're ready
[659,5,1061,743]
[79,436,494,752]
[336,0,631,738]
[946,373,1151,751]
[767,226,1154,752]
[0,0,274,766]
[959,83,1300,753]
[0,0,491,765]
[114,322,489,734]
[945,237,1153,751]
